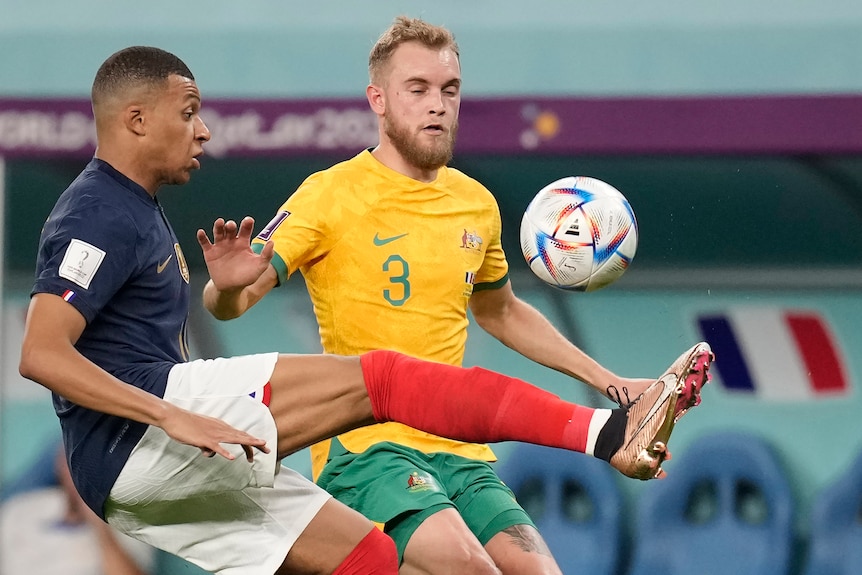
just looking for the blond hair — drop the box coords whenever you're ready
[368,16,459,84]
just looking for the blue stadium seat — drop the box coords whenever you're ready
[802,448,862,575]
[627,431,794,575]
[496,444,623,575]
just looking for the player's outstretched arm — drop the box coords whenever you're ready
[198,216,279,320]
[469,281,614,387]
[19,293,268,461]
[468,280,656,403]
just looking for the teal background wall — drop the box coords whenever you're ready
[2,0,862,98]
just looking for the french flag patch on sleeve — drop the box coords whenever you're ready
[62,289,76,302]
[697,307,850,401]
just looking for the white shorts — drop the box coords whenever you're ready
[104,353,332,575]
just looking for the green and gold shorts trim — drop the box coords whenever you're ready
[316,439,535,561]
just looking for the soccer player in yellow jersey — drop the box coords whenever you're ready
[204,16,712,575]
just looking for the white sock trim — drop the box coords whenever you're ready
[585,409,613,457]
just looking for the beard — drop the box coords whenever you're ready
[384,115,458,172]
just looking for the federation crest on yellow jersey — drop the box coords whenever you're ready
[460,229,484,252]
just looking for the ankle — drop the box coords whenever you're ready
[593,408,627,461]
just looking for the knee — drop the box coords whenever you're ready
[450,551,501,575]
[406,542,501,575]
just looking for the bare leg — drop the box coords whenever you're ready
[264,351,588,461]
[399,511,561,575]
[266,346,711,479]
[276,499,388,575]
[400,508,500,575]
[484,526,562,575]
[266,354,374,459]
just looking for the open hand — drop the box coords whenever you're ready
[160,403,270,462]
[196,217,275,292]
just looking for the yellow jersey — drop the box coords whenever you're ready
[253,150,510,479]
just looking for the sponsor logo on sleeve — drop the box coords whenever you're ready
[257,211,291,241]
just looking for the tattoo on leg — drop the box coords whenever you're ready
[501,525,553,557]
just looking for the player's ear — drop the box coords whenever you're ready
[124,105,146,136]
[366,84,385,116]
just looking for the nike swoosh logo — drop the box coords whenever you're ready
[156,255,173,274]
[626,377,674,448]
[373,232,408,246]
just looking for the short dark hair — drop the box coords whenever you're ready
[91,46,194,107]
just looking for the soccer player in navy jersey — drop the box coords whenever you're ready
[20,46,711,575]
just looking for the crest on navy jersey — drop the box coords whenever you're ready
[174,243,189,284]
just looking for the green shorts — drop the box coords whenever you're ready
[316,440,535,561]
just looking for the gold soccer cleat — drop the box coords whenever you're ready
[672,341,714,423]
[609,342,714,480]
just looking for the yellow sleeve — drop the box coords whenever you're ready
[474,191,510,290]
[252,170,342,285]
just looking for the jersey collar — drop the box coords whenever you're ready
[89,158,156,204]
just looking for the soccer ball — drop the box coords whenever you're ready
[520,176,638,291]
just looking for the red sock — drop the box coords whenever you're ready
[332,527,398,575]
[360,350,597,453]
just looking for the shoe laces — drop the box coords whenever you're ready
[606,385,633,408]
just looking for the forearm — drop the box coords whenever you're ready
[202,264,276,320]
[20,341,171,427]
[475,298,613,391]
[202,279,248,320]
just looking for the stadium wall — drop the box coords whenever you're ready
[2,0,862,98]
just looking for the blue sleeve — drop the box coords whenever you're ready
[32,200,139,323]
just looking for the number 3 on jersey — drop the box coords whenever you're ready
[383,254,410,306]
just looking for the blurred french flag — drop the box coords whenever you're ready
[697,308,849,400]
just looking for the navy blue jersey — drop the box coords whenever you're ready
[31,158,191,518]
